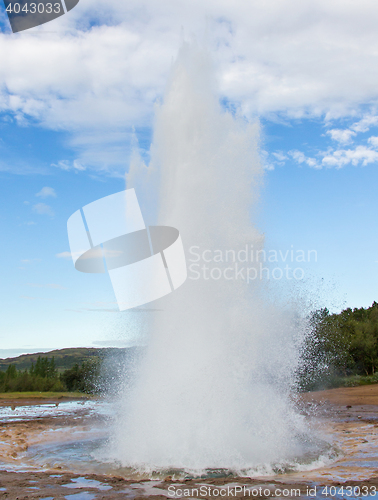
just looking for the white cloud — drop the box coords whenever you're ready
[368,136,378,147]
[260,150,275,170]
[272,151,288,162]
[305,157,319,169]
[56,251,72,259]
[36,187,56,198]
[351,114,378,133]
[263,162,275,171]
[326,129,356,144]
[289,150,320,169]
[52,160,86,172]
[321,145,378,168]
[262,150,288,170]
[289,150,306,164]
[32,203,54,216]
[2,1,378,173]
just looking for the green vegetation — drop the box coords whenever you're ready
[299,301,378,390]
[60,359,101,393]
[3,302,377,394]
[0,355,101,393]
[0,347,127,373]
[0,347,139,394]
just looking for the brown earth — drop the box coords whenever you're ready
[301,383,378,406]
[0,386,377,499]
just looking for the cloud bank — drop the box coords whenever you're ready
[2,0,378,172]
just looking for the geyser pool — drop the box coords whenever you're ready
[100,43,314,474]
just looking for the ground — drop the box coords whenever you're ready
[0,386,377,499]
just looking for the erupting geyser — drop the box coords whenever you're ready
[103,43,310,474]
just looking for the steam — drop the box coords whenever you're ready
[105,43,309,472]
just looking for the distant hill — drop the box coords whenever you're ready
[0,347,136,373]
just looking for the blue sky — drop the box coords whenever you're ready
[0,0,378,355]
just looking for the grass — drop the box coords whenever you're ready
[303,373,378,392]
[311,373,378,390]
[331,373,378,388]
[0,391,93,399]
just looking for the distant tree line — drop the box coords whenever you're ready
[0,355,101,393]
[4,303,377,394]
[299,301,378,390]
